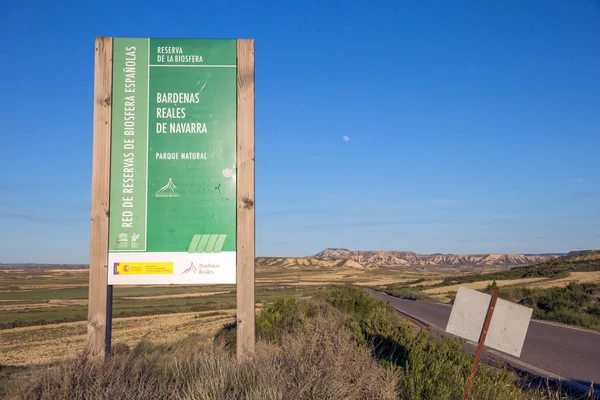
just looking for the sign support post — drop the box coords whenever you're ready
[88,36,114,360]
[88,37,255,362]
[464,289,499,399]
[235,39,256,362]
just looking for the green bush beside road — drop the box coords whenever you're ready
[483,282,600,330]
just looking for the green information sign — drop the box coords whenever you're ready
[107,38,237,284]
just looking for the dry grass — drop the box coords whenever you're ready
[0,303,57,311]
[257,269,419,287]
[4,284,88,291]
[121,291,231,300]
[2,289,570,400]
[422,271,600,295]
[4,315,397,400]
[423,277,547,294]
[527,271,600,289]
[354,278,413,286]
[42,270,88,274]
[0,300,89,312]
[267,281,335,287]
[0,310,236,367]
[408,279,444,287]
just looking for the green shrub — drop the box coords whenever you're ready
[588,304,600,317]
[214,296,364,350]
[484,280,498,294]
[316,287,542,400]
[538,308,600,330]
[491,283,600,330]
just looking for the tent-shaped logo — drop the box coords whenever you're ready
[156,178,180,198]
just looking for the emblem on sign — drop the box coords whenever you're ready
[155,178,179,197]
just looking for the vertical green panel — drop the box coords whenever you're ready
[212,234,227,253]
[108,38,149,251]
[145,39,237,253]
[195,234,211,253]
[187,234,202,253]
[205,234,219,253]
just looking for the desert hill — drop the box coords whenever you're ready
[313,248,560,268]
[256,257,368,269]
[563,250,600,261]
[4,251,594,272]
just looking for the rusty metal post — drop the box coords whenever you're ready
[464,289,499,399]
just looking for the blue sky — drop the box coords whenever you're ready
[1,0,599,263]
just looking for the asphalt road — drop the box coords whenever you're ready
[369,290,600,389]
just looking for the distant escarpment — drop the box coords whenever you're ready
[256,257,369,269]
[313,248,560,268]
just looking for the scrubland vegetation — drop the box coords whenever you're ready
[379,251,600,330]
[2,287,576,400]
[484,281,600,330]
[438,251,600,286]
[1,253,598,398]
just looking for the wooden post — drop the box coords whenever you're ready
[236,39,256,362]
[88,36,113,360]
[464,289,499,399]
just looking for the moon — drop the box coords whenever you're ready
[343,136,350,142]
